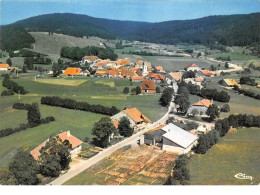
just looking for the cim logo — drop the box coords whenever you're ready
[234,173,253,181]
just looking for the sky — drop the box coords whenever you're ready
[1,0,260,25]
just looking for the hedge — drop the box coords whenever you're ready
[41,96,120,116]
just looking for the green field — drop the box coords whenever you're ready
[0,77,167,168]
[209,52,258,61]
[188,127,260,185]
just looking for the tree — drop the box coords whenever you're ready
[131,88,136,95]
[160,88,174,107]
[92,117,116,147]
[206,104,219,121]
[52,62,63,77]
[123,87,129,94]
[24,57,34,70]
[22,66,28,73]
[39,136,71,177]
[9,150,39,185]
[197,52,201,57]
[156,87,161,93]
[27,103,41,126]
[135,86,141,95]
[6,58,12,66]
[174,94,190,114]
[118,117,134,137]
[220,104,230,112]
[225,62,229,69]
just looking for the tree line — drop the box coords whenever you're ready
[2,74,28,94]
[234,85,260,100]
[60,46,118,61]
[186,82,230,102]
[0,103,55,138]
[41,96,120,116]
[239,76,258,86]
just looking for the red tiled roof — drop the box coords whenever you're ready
[168,72,182,81]
[123,108,151,123]
[113,120,119,129]
[195,76,203,82]
[185,63,198,69]
[130,67,140,72]
[106,70,119,75]
[192,99,212,108]
[200,70,214,76]
[63,67,82,76]
[145,73,165,80]
[155,66,164,71]
[141,80,156,90]
[83,56,98,61]
[115,59,130,65]
[132,76,144,80]
[0,64,9,68]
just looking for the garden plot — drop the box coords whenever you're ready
[65,145,177,185]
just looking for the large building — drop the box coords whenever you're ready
[111,108,151,128]
[30,131,83,160]
[185,63,201,71]
[144,123,198,154]
[0,64,10,71]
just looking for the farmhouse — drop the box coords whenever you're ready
[185,63,200,71]
[186,99,212,116]
[111,108,151,128]
[144,123,198,154]
[0,64,10,71]
[63,67,83,76]
[30,131,83,160]
[141,80,156,93]
[219,78,241,88]
[198,70,214,77]
[155,66,165,73]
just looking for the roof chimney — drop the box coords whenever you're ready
[67,131,71,137]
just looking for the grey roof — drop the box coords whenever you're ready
[162,123,198,148]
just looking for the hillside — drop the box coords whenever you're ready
[9,12,260,47]
[29,32,115,59]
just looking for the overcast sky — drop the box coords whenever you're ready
[1,0,260,25]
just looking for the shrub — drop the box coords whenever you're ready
[12,103,29,110]
[1,90,14,96]
[220,104,230,112]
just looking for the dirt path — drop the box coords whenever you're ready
[49,99,175,185]
[206,57,243,73]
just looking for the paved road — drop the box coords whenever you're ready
[49,99,175,185]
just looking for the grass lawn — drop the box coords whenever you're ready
[0,76,167,168]
[209,52,258,61]
[188,127,260,185]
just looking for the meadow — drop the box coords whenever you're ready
[188,127,260,185]
[0,76,167,167]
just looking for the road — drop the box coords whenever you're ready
[206,57,243,73]
[49,99,175,185]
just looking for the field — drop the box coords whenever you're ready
[35,78,87,86]
[0,77,167,168]
[188,127,260,185]
[64,145,177,185]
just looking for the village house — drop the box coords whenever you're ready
[145,72,165,83]
[131,76,145,82]
[186,99,212,116]
[198,69,214,77]
[111,108,151,128]
[155,66,165,73]
[166,72,182,83]
[0,64,10,71]
[94,69,107,77]
[144,123,198,154]
[219,78,241,88]
[185,63,201,71]
[141,80,156,93]
[63,67,83,76]
[82,56,99,64]
[30,131,83,160]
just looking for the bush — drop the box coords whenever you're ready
[2,74,28,94]
[12,103,29,110]
[1,90,14,96]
